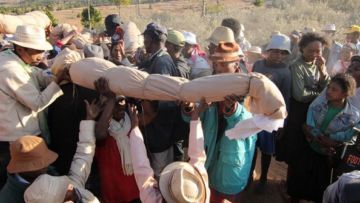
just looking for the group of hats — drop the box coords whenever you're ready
[321,24,360,34]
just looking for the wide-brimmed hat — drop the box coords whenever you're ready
[24,174,70,203]
[209,41,240,62]
[247,46,262,55]
[183,31,197,45]
[8,25,53,51]
[344,25,360,34]
[7,135,58,173]
[206,26,235,45]
[266,34,291,54]
[322,24,336,32]
[167,29,185,47]
[159,161,206,203]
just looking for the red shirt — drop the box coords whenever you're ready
[95,136,139,203]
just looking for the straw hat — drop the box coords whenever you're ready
[266,34,291,54]
[24,174,70,203]
[247,46,262,55]
[209,42,240,62]
[7,135,58,173]
[344,25,360,34]
[159,161,206,203]
[183,31,197,45]
[322,24,336,32]
[206,26,235,45]
[8,25,53,51]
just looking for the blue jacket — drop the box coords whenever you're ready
[183,103,257,195]
[0,174,29,203]
[307,93,360,142]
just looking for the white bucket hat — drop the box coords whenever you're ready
[206,26,235,45]
[183,31,197,45]
[322,24,336,32]
[159,161,206,203]
[266,34,291,54]
[8,25,52,51]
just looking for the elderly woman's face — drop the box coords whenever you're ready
[302,41,323,62]
[111,43,123,63]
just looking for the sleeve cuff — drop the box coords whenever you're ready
[79,120,96,142]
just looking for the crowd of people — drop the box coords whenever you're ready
[0,11,359,203]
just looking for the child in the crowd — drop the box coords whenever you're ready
[251,34,291,192]
[292,73,360,202]
[129,98,210,203]
[93,77,140,203]
[328,43,358,77]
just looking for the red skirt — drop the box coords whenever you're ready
[95,136,139,203]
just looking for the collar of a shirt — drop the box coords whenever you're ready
[14,173,30,184]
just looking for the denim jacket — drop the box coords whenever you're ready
[307,94,360,142]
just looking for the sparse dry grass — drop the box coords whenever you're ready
[53,0,359,48]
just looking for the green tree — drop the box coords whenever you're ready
[43,8,58,26]
[81,5,102,29]
[254,0,264,6]
[112,0,132,15]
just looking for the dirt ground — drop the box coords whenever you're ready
[243,150,290,203]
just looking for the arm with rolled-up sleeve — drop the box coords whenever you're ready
[68,120,96,188]
[130,127,163,203]
[188,120,210,203]
[0,66,63,113]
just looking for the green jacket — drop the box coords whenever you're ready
[0,174,29,203]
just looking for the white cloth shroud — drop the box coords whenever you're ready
[226,114,284,140]
[108,113,133,176]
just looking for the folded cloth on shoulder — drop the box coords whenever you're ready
[0,11,51,34]
[226,114,285,140]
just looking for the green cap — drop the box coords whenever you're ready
[166,29,185,47]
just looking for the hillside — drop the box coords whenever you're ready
[51,0,359,47]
